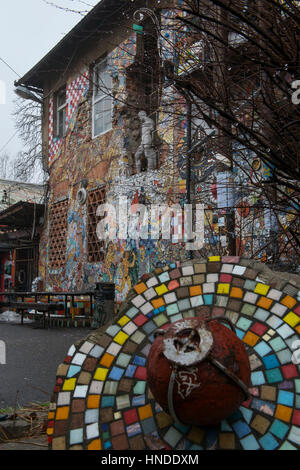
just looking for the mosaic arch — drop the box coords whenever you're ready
[47,257,300,450]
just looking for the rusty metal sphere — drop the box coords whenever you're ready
[147,317,251,427]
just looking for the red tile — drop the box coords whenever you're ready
[242,397,252,408]
[250,322,268,336]
[292,410,300,426]
[293,305,300,316]
[133,314,148,326]
[123,408,138,425]
[282,364,298,379]
[168,280,180,290]
[219,274,232,283]
[135,366,147,380]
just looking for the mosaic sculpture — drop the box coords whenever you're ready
[135,111,157,173]
[47,257,300,450]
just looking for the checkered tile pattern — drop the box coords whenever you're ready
[48,69,89,166]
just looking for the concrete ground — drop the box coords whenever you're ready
[0,321,91,409]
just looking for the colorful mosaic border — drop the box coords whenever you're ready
[47,257,300,450]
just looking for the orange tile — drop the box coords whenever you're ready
[134,283,147,295]
[295,325,300,335]
[281,296,297,309]
[243,331,260,347]
[87,395,101,409]
[88,439,102,450]
[56,406,69,421]
[275,405,293,422]
[189,285,202,296]
[230,287,243,298]
[257,296,273,310]
[138,404,153,420]
[48,412,55,420]
[100,353,115,368]
[151,298,165,309]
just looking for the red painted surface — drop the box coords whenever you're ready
[147,318,251,426]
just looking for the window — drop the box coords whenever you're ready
[49,199,68,269]
[92,60,112,137]
[56,87,67,138]
[87,187,106,262]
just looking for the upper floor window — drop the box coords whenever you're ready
[56,87,67,138]
[92,60,112,138]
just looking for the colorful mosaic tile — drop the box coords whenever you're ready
[47,259,300,450]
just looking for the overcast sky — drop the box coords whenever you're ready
[0,0,99,161]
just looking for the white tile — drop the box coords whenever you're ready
[140,302,153,315]
[270,303,288,317]
[123,321,138,335]
[57,392,71,406]
[182,265,194,276]
[144,288,156,301]
[277,324,295,339]
[67,345,76,357]
[72,353,86,366]
[73,385,88,398]
[164,292,177,304]
[89,381,104,395]
[267,289,282,301]
[86,423,99,440]
[106,342,122,356]
[79,341,94,354]
[232,265,246,276]
[207,274,218,283]
[203,283,215,293]
[131,295,146,308]
[243,292,258,304]
[221,264,233,274]
[146,277,158,288]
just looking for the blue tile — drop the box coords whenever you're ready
[265,368,283,384]
[251,371,265,386]
[206,428,219,448]
[262,354,280,369]
[240,434,260,450]
[104,441,112,449]
[101,423,109,431]
[126,423,142,438]
[259,433,279,450]
[232,420,251,438]
[108,366,124,381]
[101,396,115,408]
[125,364,137,378]
[278,390,294,407]
[132,395,146,407]
[251,398,275,415]
[67,365,81,377]
[269,419,289,440]
[240,407,253,424]
[204,294,213,305]
[235,328,245,340]
[254,341,272,357]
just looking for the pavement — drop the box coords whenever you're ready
[0,321,91,409]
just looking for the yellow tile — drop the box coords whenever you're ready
[87,395,101,409]
[283,312,300,328]
[134,283,147,295]
[118,315,130,327]
[47,428,54,436]
[94,367,109,381]
[257,296,273,309]
[138,404,153,420]
[275,405,293,423]
[189,285,202,296]
[100,353,115,368]
[114,331,129,345]
[254,283,270,296]
[62,378,77,391]
[187,427,205,445]
[217,283,230,294]
[151,297,165,309]
[155,284,168,296]
[88,439,102,450]
[56,406,70,421]
[243,331,260,347]
[230,287,243,298]
[48,412,55,420]
[209,256,220,262]
[281,295,297,309]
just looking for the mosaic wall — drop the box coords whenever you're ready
[47,258,300,450]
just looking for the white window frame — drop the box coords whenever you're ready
[92,60,113,138]
[56,87,67,138]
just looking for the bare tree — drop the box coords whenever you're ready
[13,97,45,183]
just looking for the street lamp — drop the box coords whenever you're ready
[14,85,43,105]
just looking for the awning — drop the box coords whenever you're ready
[0,202,45,231]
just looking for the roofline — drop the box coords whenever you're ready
[14,0,131,90]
